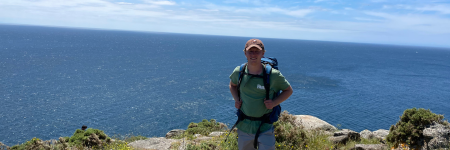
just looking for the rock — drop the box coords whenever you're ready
[166,129,185,139]
[87,133,102,147]
[423,122,450,149]
[128,137,178,150]
[294,115,337,132]
[58,137,66,143]
[328,129,360,145]
[194,134,202,138]
[219,123,228,130]
[360,129,374,139]
[0,142,9,150]
[423,123,450,138]
[209,132,225,137]
[46,139,58,146]
[372,129,389,140]
[329,136,348,144]
[351,144,387,150]
[193,137,213,142]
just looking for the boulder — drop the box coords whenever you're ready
[0,142,9,150]
[294,115,337,132]
[194,134,202,138]
[219,123,228,130]
[193,137,213,142]
[166,129,185,139]
[58,137,67,143]
[87,133,102,147]
[423,123,450,150]
[328,129,360,145]
[128,137,178,150]
[423,123,450,138]
[372,129,389,140]
[351,144,387,150]
[360,129,374,139]
[208,132,225,137]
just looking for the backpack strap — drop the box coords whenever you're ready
[224,63,247,143]
[226,63,275,149]
[263,64,272,100]
[252,64,273,149]
[237,63,247,102]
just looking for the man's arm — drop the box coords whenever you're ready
[264,85,293,109]
[229,81,242,109]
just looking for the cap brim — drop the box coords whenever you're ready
[245,45,263,51]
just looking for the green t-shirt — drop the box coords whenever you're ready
[229,65,290,134]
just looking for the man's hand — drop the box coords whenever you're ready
[264,99,276,109]
[235,100,242,109]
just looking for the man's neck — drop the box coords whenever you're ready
[247,62,263,75]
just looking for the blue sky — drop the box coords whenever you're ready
[1,0,450,47]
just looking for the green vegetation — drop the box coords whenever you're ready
[68,128,110,147]
[185,119,226,136]
[386,108,447,149]
[184,111,385,150]
[10,137,44,150]
[273,111,308,149]
[9,108,449,150]
[8,128,132,150]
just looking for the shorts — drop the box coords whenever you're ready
[237,127,275,150]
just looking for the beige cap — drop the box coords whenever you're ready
[244,39,265,51]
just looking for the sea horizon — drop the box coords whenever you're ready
[2,23,450,50]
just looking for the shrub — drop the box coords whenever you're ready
[10,137,49,150]
[185,119,225,136]
[386,108,445,149]
[273,111,308,149]
[69,128,110,147]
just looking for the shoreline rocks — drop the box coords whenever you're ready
[329,129,361,145]
[4,114,448,150]
[423,122,450,149]
[128,137,179,150]
[351,144,387,150]
[0,142,9,150]
[293,115,338,133]
[166,129,186,139]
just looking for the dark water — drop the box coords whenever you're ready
[1,25,449,145]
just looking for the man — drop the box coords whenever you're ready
[229,39,293,150]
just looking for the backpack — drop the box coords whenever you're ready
[225,57,282,149]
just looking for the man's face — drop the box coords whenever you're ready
[245,47,264,64]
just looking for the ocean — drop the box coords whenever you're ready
[1,25,449,146]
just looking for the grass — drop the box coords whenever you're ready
[110,134,148,143]
[8,129,147,150]
[6,110,449,150]
[183,111,387,150]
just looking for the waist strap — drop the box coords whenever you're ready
[224,109,273,149]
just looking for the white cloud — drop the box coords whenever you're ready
[354,17,384,22]
[117,2,133,5]
[196,9,219,12]
[371,0,387,3]
[364,11,450,34]
[383,4,450,14]
[286,9,314,17]
[1,0,450,47]
[223,0,271,5]
[208,4,315,18]
[416,5,450,14]
[344,7,353,10]
[143,0,176,6]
